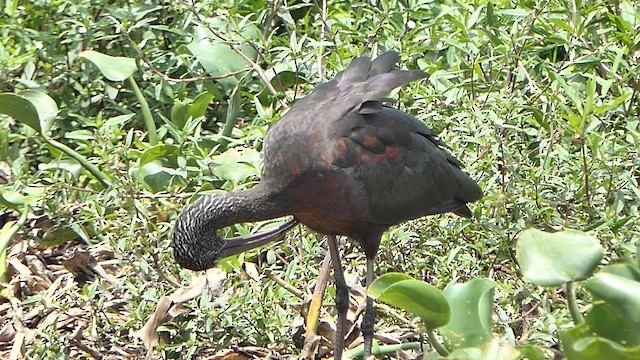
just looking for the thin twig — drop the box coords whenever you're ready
[121,28,252,83]
[264,269,305,299]
[180,0,288,108]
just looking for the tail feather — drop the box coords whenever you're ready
[369,51,400,76]
[333,52,428,114]
[286,51,427,122]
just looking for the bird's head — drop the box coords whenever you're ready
[172,196,227,271]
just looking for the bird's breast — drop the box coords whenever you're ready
[289,169,370,240]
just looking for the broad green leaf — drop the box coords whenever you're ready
[441,279,496,350]
[444,339,521,360]
[171,100,189,130]
[0,93,39,130]
[79,50,138,81]
[368,273,413,298]
[20,90,58,133]
[561,324,640,360]
[599,262,640,282]
[135,160,182,193]
[171,92,215,129]
[102,113,135,129]
[586,302,640,346]
[39,159,83,179]
[0,187,46,210]
[209,147,261,184]
[214,163,259,185]
[584,273,640,338]
[139,144,179,167]
[0,190,26,208]
[516,228,604,286]
[187,27,256,87]
[369,273,450,329]
[188,92,215,120]
[573,338,640,360]
[516,344,546,360]
[559,324,593,360]
[0,91,58,134]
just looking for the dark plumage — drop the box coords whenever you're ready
[172,51,482,359]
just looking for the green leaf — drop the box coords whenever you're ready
[214,163,259,184]
[20,90,58,133]
[0,190,26,209]
[368,273,414,298]
[210,147,261,184]
[445,338,521,360]
[0,221,20,281]
[171,100,189,129]
[369,273,450,330]
[40,159,83,179]
[440,279,496,350]
[496,9,530,17]
[189,92,215,120]
[516,344,546,360]
[561,324,640,360]
[586,302,640,346]
[584,272,640,340]
[0,187,46,210]
[139,144,179,167]
[135,160,182,193]
[0,91,58,134]
[600,262,640,282]
[187,27,256,86]
[171,92,215,129]
[559,325,592,360]
[573,338,640,360]
[516,228,604,286]
[79,50,138,81]
[0,93,40,131]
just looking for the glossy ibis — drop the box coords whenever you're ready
[173,51,483,358]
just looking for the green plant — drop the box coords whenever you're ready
[517,228,640,359]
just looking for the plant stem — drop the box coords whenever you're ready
[0,210,28,281]
[427,328,449,356]
[128,76,158,145]
[566,282,584,325]
[43,136,111,189]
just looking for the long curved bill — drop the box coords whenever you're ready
[219,218,298,258]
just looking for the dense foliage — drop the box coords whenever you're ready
[1,0,638,358]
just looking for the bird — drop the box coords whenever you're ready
[172,51,483,359]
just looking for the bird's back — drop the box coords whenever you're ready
[260,52,482,251]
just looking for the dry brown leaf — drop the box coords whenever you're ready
[136,268,226,355]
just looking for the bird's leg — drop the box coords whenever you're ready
[327,235,348,360]
[362,257,375,359]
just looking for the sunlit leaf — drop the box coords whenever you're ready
[441,279,496,350]
[0,91,58,134]
[516,228,604,286]
[135,160,182,193]
[369,273,450,329]
[445,338,521,360]
[584,272,640,341]
[586,302,640,346]
[80,50,138,81]
[139,144,179,167]
[187,27,256,87]
[560,325,640,360]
